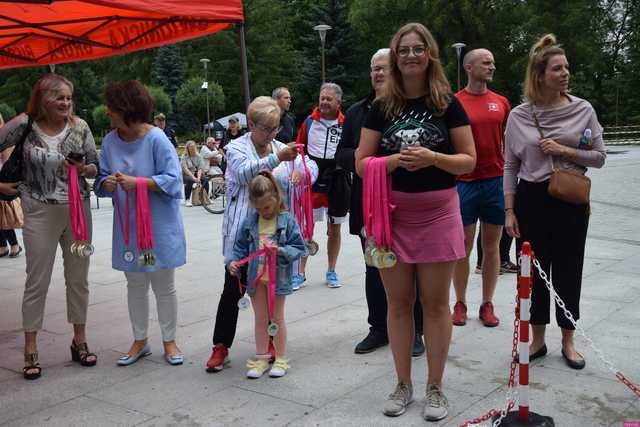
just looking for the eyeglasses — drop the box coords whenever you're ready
[371,66,387,73]
[397,45,427,57]
[254,123,282,135]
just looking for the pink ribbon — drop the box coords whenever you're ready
[135,177,154,251]
[363,157,394,248]
[233,245,277,319]
[67,164,88,241]
[291,144,314,241]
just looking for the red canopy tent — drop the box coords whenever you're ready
[0,0,251,107]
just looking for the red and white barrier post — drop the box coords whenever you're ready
[518,242,533,423]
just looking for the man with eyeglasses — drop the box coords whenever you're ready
[272,87,296,143]
[294,82,346,290]
[336,48,425,356]
[452,48,511,328]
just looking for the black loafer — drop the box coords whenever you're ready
[530,343,548,361]
[412,333,425,357]
[354,330,388,354]
[561,349,585,370]
[514,343,547,363]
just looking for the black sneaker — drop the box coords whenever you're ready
[500,261,518,274]
[412,333,425,357]
[354,330,388,354]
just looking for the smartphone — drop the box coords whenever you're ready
[66,152,85,163]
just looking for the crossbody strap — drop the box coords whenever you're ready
[530,105,558,171]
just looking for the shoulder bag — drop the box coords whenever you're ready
[531,109,590,205]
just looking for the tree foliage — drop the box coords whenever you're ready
[145,85,173,117]
[92,105,110,136]
[0,102,16,121]
[175,77,225,132]
[1,0,639,131]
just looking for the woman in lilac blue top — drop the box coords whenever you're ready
[95,81,186,366]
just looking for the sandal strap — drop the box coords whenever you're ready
[24,352,40,367]
[73,341,96,361]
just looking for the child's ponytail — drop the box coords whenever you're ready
[249,170,286,211]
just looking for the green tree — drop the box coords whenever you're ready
[92,105,110,136]
[0,102,17,121]
[151,45,185,104]
[145,85,173,117]
[175,77,225,132]
[297,0,359,112]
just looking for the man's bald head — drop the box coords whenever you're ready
[463,48,496,86]
[463,48,493,68]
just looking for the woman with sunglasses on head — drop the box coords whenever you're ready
[356,23,476,421]
[206,96,311,373]
[504,34,605,370]
[0,74,98,380]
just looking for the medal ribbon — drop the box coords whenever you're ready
[291,144,314,240]
[233,245,277,319]
[363,156,394,248]
[135,177,154,251]
[66,164,88,241]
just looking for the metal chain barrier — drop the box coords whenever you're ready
[459,294,521,427]
[532,257,640,398]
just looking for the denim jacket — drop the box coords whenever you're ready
[230,211,305,295]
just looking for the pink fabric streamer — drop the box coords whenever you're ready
[66,164,88,241]
[291,144,314,240]
[233,246,277,319]
[135,177,154,251]
[363,157,394,248]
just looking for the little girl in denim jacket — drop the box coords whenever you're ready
[228,171,305,378]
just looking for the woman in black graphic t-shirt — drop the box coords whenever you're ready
[356,23,476,421]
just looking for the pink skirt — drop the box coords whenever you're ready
[391,188,465,263]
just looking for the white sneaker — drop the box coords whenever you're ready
[269,358,289,378]
[383,382,413,416]
[423,383,449,421]
[185,200,193,207]
[246,357,270,379]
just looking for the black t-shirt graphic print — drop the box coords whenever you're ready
[364,96,469,193]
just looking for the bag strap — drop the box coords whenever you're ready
[530,105,558,171]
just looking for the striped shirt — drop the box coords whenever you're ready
[222,133,318,263]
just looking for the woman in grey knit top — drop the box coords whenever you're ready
[504,34,606,370]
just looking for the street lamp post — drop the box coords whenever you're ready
[451,42,466,91]
[313,24,332,83]
[200,58,211,137]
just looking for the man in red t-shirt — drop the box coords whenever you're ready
[453,48,511,327]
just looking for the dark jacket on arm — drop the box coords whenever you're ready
[335,93,374,236]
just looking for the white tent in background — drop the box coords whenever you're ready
[205,112,247,130]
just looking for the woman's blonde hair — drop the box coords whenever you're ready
[27,74,76,123]
[524,34,567,103]
[247,96,281,129]
[382,23,452,118]
[248,170,285,211]
[185,140,197,156]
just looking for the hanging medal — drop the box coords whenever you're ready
[363,156,398,269]
[135,177,156,266]
[67,164,94,258]
[114,184,134,263]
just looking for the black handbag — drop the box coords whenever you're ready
[0,115,34,201]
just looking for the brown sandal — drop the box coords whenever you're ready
[23,352,42,380]
[70,340,97,367]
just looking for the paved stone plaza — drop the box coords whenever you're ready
[1,147,639,427]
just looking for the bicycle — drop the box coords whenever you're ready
[199,173,226,214]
